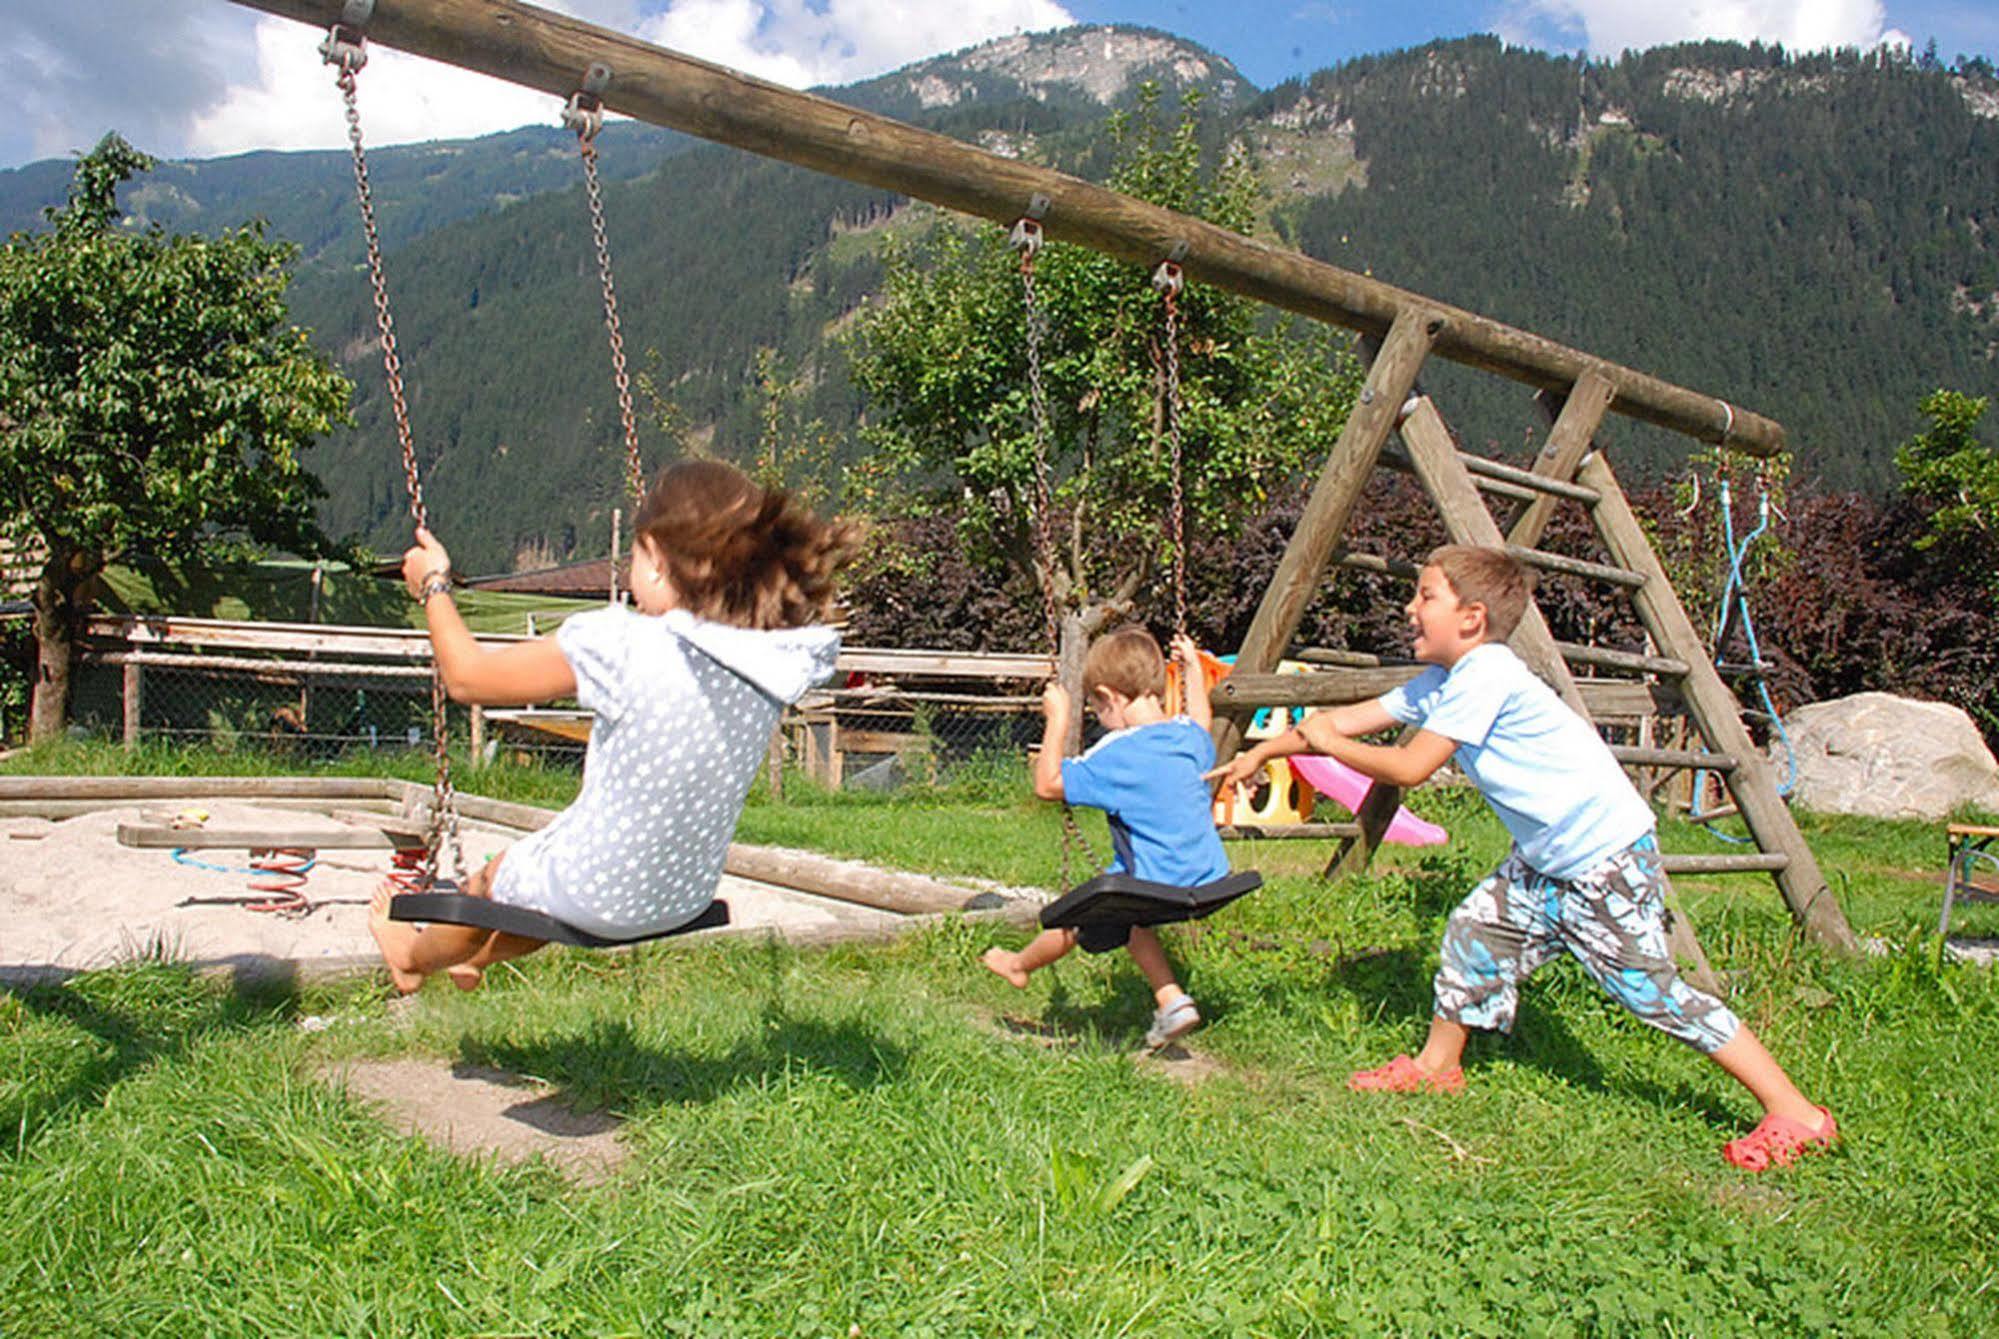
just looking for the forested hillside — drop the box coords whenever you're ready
[3,29,1993,572]
[1264,38,1999,488]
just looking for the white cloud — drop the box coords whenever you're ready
[637,0,1075,88]
[3,0,1074,169]
[186,17,571,159]
[1496,0,1908,57]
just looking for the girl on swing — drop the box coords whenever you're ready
[368,460,858,993]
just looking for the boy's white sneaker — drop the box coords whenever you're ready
[1144,996,1201,1049]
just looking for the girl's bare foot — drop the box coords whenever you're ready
[446,964,484,992]
[368,884,427,995]
[981,948,1030,989]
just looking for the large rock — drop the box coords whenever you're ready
[1782,692,1999,820]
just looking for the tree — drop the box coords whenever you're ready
[1894,387,1997,603]
[847,89,1361,719]
[0,135,351,742]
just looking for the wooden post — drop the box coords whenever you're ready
[608,506,620,606]
[1509,371,1616,550]
[1394,395,1589,716]
[766,726,785,802]
[227,0,1785,457]
[1579,452,1857,953]
[468,703,485,764]
[121,662,142,750]
[1213,307,1443,764]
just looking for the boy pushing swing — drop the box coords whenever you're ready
[1212,545,1837,1171]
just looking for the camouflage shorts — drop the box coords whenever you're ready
[1432,835,1741,1054]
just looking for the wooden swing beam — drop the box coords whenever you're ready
[226,0,1783,456]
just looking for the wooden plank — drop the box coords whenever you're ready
[227,0,1789,456]
[121,662,142,750]
[1214,671,1667,720]
[1580,452,1857,952]
[1216,307,1443,763]
[118,823,417,851]
[0,797,399,820]
[1510,370,1616,549]
[1395,395,1589,715]
[1219,822,1363,841]
[721,844,1001,916]
[87,616,1054,683]
[0,776,395,802]
[1609,745,1736,771]
[93,650,436,679]
[1660,853,1790,875]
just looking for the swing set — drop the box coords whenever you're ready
[228,0,1859,960]
[1006,207,1263,933]
[319,3,726,945]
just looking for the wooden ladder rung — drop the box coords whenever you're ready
[1556,640,1690,676]
[1218,822,1362,841]
[1505,544,1647,590]
[1610,745,1736,772]
[1379,442,1602,503]
[1458,450,1601,502]
[1381,446,1538,505]
[1661,853,1790,875]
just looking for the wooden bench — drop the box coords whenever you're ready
[1942,823,1999,937]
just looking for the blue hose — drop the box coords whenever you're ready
[1689,477,1796,839]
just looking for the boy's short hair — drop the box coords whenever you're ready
[1083,625,1167,701]
[1427,544,1534,642]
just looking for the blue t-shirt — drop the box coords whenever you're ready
[1377,642,1654,880]
[1060,717,1231,887]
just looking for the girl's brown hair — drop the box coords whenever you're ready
[635,460,860,630]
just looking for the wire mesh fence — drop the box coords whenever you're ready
[65,637,1052,792]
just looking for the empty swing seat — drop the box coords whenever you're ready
[389,892,731,948]
[1040,870,1262,931]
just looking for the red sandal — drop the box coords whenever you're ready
[1347,1053,1466,1094]
[1722,1106,1838,1171]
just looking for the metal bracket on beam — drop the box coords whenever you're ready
[563,64,614,140]
[319,0,374,72]
[1010,195,1051,259]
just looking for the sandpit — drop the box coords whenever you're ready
[0,777,1037,984]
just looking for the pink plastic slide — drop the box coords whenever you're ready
[1287,755,1449,847]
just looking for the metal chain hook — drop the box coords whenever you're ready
[1153,260,1188,640]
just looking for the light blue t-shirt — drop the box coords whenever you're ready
[1061,717,1231,887]
[492,605,840,939]
[1377,642,1654,880]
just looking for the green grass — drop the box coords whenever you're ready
[4,743,1998,1334]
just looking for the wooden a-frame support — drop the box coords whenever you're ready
[222,0,1856,953]
[1216,338,1859,956]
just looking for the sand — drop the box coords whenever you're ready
[0,800,926,984]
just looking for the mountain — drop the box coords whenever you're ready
[3,29,1994,572]
[1254,38,1999,490]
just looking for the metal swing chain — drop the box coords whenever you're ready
[325,20,465,889]
[1153,260,1189,641]
[564,81,646,519]
[1012,217,1102,884]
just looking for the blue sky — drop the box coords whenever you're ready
[4,1,1996,171]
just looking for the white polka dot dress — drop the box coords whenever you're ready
[491,605,840,939]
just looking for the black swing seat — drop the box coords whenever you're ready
[1040,870,1262,931]
[389,891,731,948]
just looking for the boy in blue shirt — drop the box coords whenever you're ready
[1213,545,1837,1171]
[983,626,1230,1049]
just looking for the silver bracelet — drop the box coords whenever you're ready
[417,570,453,602]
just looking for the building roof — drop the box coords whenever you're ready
[461,558,628,597]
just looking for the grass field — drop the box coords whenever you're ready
[3,741,1996,1335]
